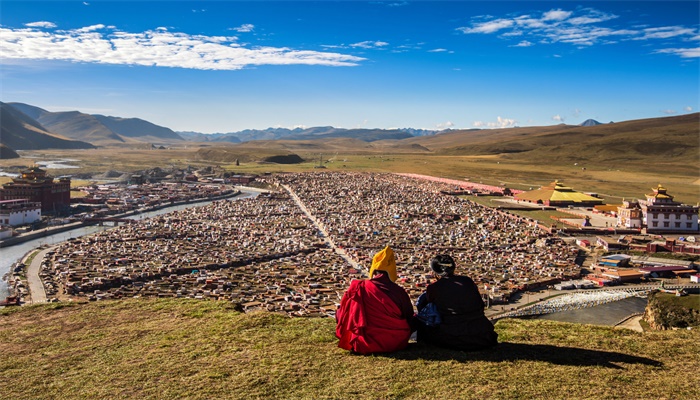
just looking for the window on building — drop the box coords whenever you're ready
[688,223,693,229]
[675,222,681,228]
[663,222,669,227]
[664,213,669,219]
[652,222,658,227]
[652,213,658,219]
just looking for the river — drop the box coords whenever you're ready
[534,296,648,325]
[0,190,259,300]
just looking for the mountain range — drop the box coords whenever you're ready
[0,102,95,155]
[177,126,440,143]
[7,102,184,145]
[1,101,697,170]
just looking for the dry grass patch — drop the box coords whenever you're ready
[1,299,698,399]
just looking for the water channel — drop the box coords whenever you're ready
[0,190,259,300]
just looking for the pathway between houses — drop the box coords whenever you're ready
[281,184,365,272]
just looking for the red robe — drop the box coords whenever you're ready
[335,278,412,354]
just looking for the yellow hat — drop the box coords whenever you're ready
[368,246,397,282]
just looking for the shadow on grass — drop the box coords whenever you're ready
[380,342,662,369]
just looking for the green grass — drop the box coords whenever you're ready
[461,195,573,229]
[1,299,698,399]
[655,293,700,311]
[3,145,698,204]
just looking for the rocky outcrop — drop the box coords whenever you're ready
[643,290,700,330]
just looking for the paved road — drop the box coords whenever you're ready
[25,247,51,304]
[615,315,644,332]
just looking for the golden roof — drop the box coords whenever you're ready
[515,181,604,204]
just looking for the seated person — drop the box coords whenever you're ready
[416,254,498,351]
[335,246,414,354]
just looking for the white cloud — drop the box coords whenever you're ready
[638,26,696,40]
[73,24,105,33]
[473,116,517,128]
[542,9,572,22]
[514,16,546,29]
[654,47,700,58]
[25,21,57,29]
[492,117,517,128]
[512,40,533,47]
[685,106,693,112]
[436,121,454,129]
[573,108,581,118]
[428,48,448,53]
[231,24,254,33]
[457,19,514,34]
[662,109,677,115]
[350,41,389,49]
[456,7,697,58]
[552,114,565,122]
[0,25,366,70]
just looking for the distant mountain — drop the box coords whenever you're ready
[580,119,602,127]
[0,144,20,159]
[0,102,96,151]
[7,102,183,144]
[400,128,443,136]
[92,114,184,141]
[180,126,423,143]
[177,131,235,142]
[9,103,125,144]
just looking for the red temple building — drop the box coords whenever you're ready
[0,166,71,213]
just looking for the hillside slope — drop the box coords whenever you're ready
[1,299,697,399]
[0,103,96,151]
[93,114,184,141]
[8,102,125,144]
[411,113,699,172]
[8,102,184,144]
[0,144,20,159]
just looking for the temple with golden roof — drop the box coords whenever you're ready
[514,181,604,207]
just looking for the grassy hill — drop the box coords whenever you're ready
[0,102,96,151]
[8,102,127,144]
[1,299,698,399]
[411,113,700,175]
[0,144,20,159]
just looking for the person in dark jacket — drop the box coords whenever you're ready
[416,254,498,351]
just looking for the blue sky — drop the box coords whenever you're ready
[1,1,698,133]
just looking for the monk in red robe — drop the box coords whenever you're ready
[335,246,414,354]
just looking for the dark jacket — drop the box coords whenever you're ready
[418,274,497,351]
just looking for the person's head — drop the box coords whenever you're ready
[369,246,397,282]
[429,254,455,277]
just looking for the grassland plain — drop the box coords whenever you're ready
[2,146,698,204]
[1,299,698,400]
